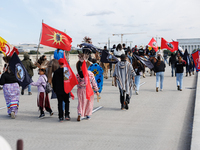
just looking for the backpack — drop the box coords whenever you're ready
[42,76,52,93]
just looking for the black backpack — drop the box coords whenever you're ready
[42,76,52,93]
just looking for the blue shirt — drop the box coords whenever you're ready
[54,49,64,60]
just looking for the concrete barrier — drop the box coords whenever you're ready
[191,72,200,149]
[0,54,78,72]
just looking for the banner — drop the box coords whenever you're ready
[9,52,33,89]
[161,38,178,52]
[192,51,200,71]
[40,23,72,51]
[0,37,19,56]
[63,53,78,94]
[148,38,158,52]
[133,54,154,69]
[82,60,94,100]
[100,50,119,64]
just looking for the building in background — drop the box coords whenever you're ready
[177,38,200,54]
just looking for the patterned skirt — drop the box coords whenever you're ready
[3,83,20,115]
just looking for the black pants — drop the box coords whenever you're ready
[120,90,130,108]
[57,93,69,119]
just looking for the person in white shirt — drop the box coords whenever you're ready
[114,44,125,60]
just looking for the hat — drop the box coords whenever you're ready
[58,58,65,65]
[139,45,144,49]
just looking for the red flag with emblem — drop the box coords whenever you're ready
[148,38,158,52]
[82,60,94,100]
[0,36,19,56]
[63,53,78,95]
[192,51,200,71]
[161,38,178,52]
[40,23,72,51]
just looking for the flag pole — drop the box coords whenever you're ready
[36,19,43,61]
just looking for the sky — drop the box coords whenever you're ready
[0,0,200,48]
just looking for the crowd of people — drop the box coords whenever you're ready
[0,44,196,122]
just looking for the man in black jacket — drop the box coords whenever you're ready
[52,58,70,122]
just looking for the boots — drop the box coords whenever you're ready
[189,72,191,76]
[177,86,180,90]
[156,87,158,92]
[186,73,188,77]
[193,71,194,75]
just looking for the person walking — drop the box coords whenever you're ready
[21,53,37,95]
[113,44,125,59]
[76,61,99,121]
[113,54,135,110]
[52,58,70,122]
[169,53,177,77]
[175,56,186,91]
[132,59,144,95]
[154,55,166,92]
[0,64,20,119]
[31,68,53,119]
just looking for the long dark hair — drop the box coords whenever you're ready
[156,55,161,66]
[116,44,122,51]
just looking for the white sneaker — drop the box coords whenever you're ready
[11,112,15,119]
[160,89,163,91]
[136,91,139,95]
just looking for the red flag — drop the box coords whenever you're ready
[40,23,72,51]
[82,60,94,100]
[161,38,178,52]
[63,54,78,94]
[192,51,200,71]
[148,38,158,52]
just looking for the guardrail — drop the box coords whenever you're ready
[191,72,200,149]
[0,54,79,72]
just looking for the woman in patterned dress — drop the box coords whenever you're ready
[0,64,20,119]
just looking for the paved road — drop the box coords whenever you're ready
[0,65,196,150]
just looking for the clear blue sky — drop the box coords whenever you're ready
[1,0,200,48]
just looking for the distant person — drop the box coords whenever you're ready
[0,64,20,119]
[113,44,125,59]
[54,48,64,60]
[138,46,145,56]
[113,54,135,110]
[31,68,53,119]
[169,53,177,77]
[156,47,164,60]
[122,43,127,55]
[132,45,138,54]
[110,44,116,53]
[175,56,186,91]
[163,53,168,64]
[145,45,150,56]
[150,48,156,57]
[132,59,144,95]
[21,53,37,95]
[52,58,70,122]
[154,55,166,92]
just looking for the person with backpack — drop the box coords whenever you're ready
[31,68,53,119]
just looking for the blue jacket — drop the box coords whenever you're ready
[54,49,64,60]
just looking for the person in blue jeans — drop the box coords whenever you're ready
[132,59,144,95]
[175,56,186,91]
[154,55,166,92]
[169,53,177,77]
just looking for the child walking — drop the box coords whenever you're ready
[76,61,99,121]
[31,68,53,118]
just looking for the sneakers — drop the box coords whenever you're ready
[135,91,139,95]
[77,115,81,121]
[86,116,91,120]
[59,118,64,122]
[124,101,129,110]
[28,92,32,95]
[156,87,158,92]
[65,115,71,121]
[160,89,163,91]
[50,112,54,116]
[21,89,24,95]
[180,89,182,91]
[39,114,45,119]
[11,112,15,119]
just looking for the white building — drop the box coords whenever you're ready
[177,38,200,54]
